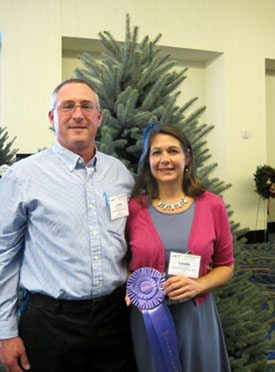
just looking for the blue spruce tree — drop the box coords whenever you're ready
[0,127,17,168]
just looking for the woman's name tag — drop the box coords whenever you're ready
[168,251,201,278]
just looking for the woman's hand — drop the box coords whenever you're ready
[125,292,143,312]
[163,265,234,301]
[125,292,131,306]
[125,271,132,306]
[163,275,201,301]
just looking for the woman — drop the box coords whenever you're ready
[126,123,234,372]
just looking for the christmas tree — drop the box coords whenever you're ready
[0,127,17,171]
[75,14,270,371]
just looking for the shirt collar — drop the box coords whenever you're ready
[52,140,97,171]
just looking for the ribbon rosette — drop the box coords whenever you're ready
[127,267,165,309]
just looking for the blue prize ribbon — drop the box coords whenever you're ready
[127,268,183,372]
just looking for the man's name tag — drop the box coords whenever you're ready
[168,251,201,279]
[109,194,129,220]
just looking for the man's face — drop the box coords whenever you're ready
[48,82,102,155]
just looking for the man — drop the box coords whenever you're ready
[0,79,136,372]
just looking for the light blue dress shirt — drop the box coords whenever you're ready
[0,141,134,338]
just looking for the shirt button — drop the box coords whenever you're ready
[94,256,99,260]
[92,231,97,236]
[89,203,93,209]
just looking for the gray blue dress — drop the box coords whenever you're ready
[130,202,231,372]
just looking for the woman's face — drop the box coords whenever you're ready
[149,133,188,187]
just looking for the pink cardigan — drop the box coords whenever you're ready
[126,192,234,306]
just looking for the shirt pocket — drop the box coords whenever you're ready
[99,191,128,237]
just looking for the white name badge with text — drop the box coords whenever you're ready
[168,251,201,279]
[109,194,129,220]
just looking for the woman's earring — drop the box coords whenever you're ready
[185,167,189,172]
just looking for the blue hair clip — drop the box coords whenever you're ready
[142,121,161,144]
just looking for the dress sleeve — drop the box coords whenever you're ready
[212,198,234,267]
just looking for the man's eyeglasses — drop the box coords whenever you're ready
[53,101,98,113]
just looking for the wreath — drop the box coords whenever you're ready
[254,165,275,199]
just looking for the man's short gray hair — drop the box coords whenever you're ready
[50,78,100,109]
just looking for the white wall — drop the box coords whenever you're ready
[266,71,275,222]
[0,0,275,229]
[0,0,62,152]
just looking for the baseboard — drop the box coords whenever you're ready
[268,222,275,233]
[243,230,269,244]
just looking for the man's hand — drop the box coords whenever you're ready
[0,337,30,372]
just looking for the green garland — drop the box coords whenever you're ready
[254,165,275,199]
